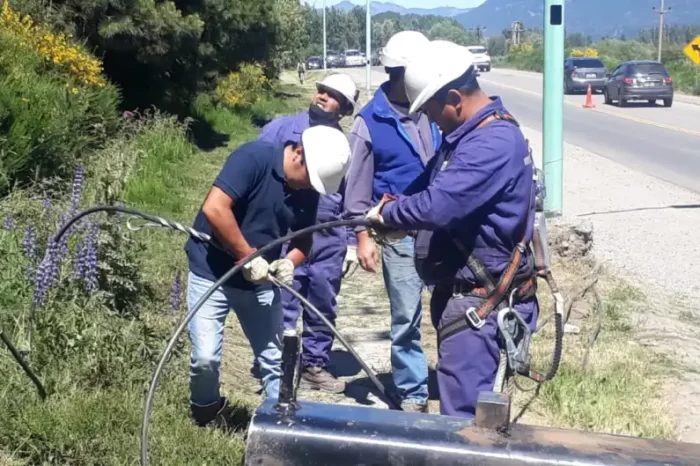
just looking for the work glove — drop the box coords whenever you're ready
[242,256,270,284]
[365,194,407,242]
[342,245,359,278]
[268,258,295,286]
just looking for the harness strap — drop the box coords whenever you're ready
[438,110,534,343]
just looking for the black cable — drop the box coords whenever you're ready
[139,215,377,466]
[32,204,400,466]
[0,327,46,400]
[268,274,403,411]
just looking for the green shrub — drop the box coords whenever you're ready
[0,31,120,194]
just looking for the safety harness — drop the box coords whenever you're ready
[435,110,562,384]
[437,111,533,340]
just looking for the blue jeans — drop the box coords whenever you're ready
[381,236,429,405]
[187,271,282,406]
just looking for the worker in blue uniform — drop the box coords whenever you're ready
[365,40,539,420]
[344,31,441,413]
[256,73,359,394]
[185,125,351,428]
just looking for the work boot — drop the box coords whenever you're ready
[401,400,428,413]
[191,397,235,431]
[300,366,346,394]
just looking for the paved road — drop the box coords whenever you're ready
[357,66,700,193]
[478,68,700,193]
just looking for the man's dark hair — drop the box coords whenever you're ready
[433,66,480,102]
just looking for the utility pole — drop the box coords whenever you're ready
[653,0,671,62]
[366,0,371,91]
[323,0,327,72]
[511,21,524,46]
[543,0,564,216]
[470,26,486,43]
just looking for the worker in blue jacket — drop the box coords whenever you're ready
[366,40,539,419]
[344,31,441,413]
[257,73,359,394]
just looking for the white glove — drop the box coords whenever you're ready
[242,256,269,283]
[269,258,295,286]
[342,245,359,278]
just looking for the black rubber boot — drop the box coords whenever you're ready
[191,397,233,430]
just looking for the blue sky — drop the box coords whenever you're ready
[302,0,486,8]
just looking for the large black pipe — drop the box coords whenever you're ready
[245,398,700,466]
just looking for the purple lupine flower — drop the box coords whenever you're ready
[2,213,13,230]
[23,223,37,282]
[82,223,99,293]
[56,212,71,261]
[72,238,87,282]
[33,236,60,308]
[70,164,85,215]
[170,272,182,313]
[23,222,37,261]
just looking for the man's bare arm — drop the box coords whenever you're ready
[202,186,255,260]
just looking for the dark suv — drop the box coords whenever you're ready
[564,57,608,94]
[603,60,674,107]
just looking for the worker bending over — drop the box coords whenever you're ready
[366,40,539,419]
[344,31,441,412]
[185,126,350,428]
[256,74,359,394]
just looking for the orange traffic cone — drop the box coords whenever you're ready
[582,84,595,108]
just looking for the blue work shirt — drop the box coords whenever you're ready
[185,140,320,290]
[258,110,356,247]
[381,97,535,286]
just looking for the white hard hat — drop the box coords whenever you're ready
[380,30,429,68]
[315,74,359,114]
[301,126,351,195]
[404,40,476,115]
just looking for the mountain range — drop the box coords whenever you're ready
[327,1,472,18]
[324,0,700,38]
[455,0,700,38]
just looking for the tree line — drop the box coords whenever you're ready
[299,6,483,58]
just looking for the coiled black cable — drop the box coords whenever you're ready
[31,205,390,466]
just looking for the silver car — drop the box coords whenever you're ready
[564,57,608,94]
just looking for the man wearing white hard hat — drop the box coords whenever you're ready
[184,125,351,428]
[256,73,358,395]
[365,40,539,420]
[343,30,441,413]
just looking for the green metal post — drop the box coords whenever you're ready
[543,0,564,216]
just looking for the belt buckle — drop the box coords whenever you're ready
[465,307,485,329]
[452,283,464,299]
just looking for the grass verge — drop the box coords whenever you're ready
[0,84,306,465]
[512,258,675,439]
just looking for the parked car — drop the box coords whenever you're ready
[343,49,365,68]
[564,57,608,94]
[466,46,491,72]
[306,56,322,70]
[326,50,343,68]
[603,60,674,107]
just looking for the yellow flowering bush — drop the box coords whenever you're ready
[0,0,106,87]
[570,47,599,58]
[510,43,535,53]
[214,63,268,110]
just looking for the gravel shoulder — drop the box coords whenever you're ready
[523,125,700,442]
